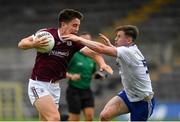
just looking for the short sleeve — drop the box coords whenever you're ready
[116,46,133,64]
[73,41,85,52]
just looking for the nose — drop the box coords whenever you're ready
[76,26,79,31]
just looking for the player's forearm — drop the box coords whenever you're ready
[93,54,106,68]
[82,47,106,67]
[91,53,113,74]
[18,36,34,49]
[78,37,107,54]
[88,51,107,69]
[18,40,33,49]
[79,36,117,57]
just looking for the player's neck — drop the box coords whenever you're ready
[58,28,66,36]
[131,43,135,46]
[125,42,135,47]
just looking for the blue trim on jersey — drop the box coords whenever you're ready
[118,90,155,121]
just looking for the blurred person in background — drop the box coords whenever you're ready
[62,25,155,121]
[66,32,106,121]
[18,9,113,121]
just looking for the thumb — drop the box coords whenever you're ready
[100,68,103,72]
[99,65,104,72]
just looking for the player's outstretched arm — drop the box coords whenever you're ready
[80,47,113,74]
[62,34,117,57]
[18,35,49,50]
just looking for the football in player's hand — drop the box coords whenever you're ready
[34,31,55,53]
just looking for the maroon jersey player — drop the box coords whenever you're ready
[31,28,84,83]
[18,9,113,121]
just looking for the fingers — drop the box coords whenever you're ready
[99,33,106,37]
[106,66,113,74]
[36,36,48,43]
[100,65,113,74]
[62,34,81,42]
[61,35,70,40]
[99,33,106,41]
[71,74,81,80]
[99,33,108,40]
[61,34,75,40]
[99,33,110,45]
[33,36,49,47]
[99,33,104,37]
[99,33,114,47]
[39,38,49,46]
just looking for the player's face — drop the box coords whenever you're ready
[114,31,130,47]
[61,18,80,35]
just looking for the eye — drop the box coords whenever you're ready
[73,24,78,28]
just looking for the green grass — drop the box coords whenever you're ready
[0,117,39,121]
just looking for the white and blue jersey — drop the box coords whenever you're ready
[116,44,155,121]
[116,44,153,102]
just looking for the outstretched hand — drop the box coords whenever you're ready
[62,34,80,42]
[32,36,49,48]
[100,64,113,75]
[99,33,113,47]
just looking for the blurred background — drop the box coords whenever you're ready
[0,0,180,121]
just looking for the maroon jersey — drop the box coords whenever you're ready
[31,28,84,82]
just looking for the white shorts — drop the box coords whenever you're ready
[28,79,61,107]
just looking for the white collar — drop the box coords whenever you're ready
[57,29,65,42]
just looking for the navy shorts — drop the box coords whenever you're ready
[118,90,155,121]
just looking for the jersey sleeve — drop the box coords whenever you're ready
[74,41,85,52]
[116,46,134,64]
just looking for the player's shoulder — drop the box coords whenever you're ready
[36,28,57,33]
[35,28,58,40]
[116,46,131,53]
[116,46,135,59]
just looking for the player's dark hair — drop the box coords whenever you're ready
[58,9,83,27]
[115,25,139,41]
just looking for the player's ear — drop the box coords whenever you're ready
[61,22,66,28]
[127,37,133,44]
